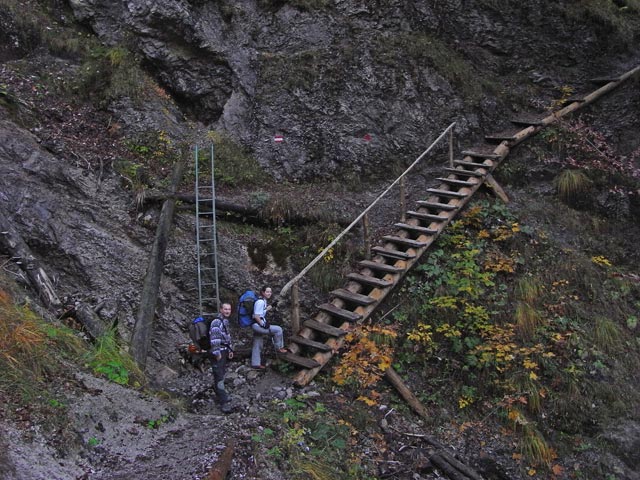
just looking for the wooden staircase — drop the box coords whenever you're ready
[279,64,640,387]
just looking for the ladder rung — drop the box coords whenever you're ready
[426,188,468,199]
[381,236,427,248]
[436,177,477,187]
[330,288,377,306]
[453,160,492,169]
[394,223,439,235]
[406,211,447,222]
[358,260,405,273]
[304,319,347,336]
[318,303,362,322]
[461,150,502,160]
[443,168,486,178]
[347,272,393,288]
[290,335,333,351]
[279,352,321,369]
[415,201,458,211]
[370,246,416,261]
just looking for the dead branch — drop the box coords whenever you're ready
[0,209,61,309]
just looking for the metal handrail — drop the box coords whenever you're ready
[279,121,456,297]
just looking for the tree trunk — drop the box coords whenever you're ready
[130,157,186,369]
[0,209,61,310]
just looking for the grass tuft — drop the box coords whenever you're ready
[553,169,592,204]
[515,301,543,340]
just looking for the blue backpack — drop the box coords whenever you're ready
[237,290,258,328]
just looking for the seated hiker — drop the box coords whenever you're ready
[209,302,234,413]
[251,286,288,369]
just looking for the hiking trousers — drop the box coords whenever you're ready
[251,323,284,367]
[209,350,230,405]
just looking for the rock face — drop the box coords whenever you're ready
[66,0,638,180]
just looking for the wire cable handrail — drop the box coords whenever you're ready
[279,121,456,297]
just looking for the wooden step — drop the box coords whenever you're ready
[304,319,347,337]
[358,260,405,274]
[510,115,545,126]
[453,160,492,169]
[381,235,428,248]
[406,211,447,222]
[590,76,620,85]
[347,272,393,288]
[461,150,502,160]
[416,200,458,211]
[485,131,518,142]
[370,246,416,261]
[290,335,333,352]
[330,288,376,306]
[436,177,477,187]
[426,188,468,199]
[279,352,321,369]
[394,222,439,235]
[318,303,362,322]
[443,167,486,178]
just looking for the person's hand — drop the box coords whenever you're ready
[215,352,222,361]
[266,305,273,312]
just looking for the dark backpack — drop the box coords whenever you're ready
[237,290,258,328]
[188,316,212,350]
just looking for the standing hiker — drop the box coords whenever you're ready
[251,286,288,369]
[210,302,234,413]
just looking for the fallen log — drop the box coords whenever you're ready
[431,453,471,480]
[0,209,61,309]
[74,301,110,340]
[131,157,186,369]
[207,439,235,480]
[140,192,351,227]
[384,366,429,420]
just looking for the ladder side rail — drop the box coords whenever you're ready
[210,145,220,311]
[194,145,205,317]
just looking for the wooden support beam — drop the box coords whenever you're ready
[484,173,510,203]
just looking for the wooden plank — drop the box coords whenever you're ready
[406,211,447,222]
[381,235,428,248]
[394,222,439,235]
[370,246,416,261]
[415,200,458,211]
[590,76,620,84]
[358,260,405,274]
[461,150,502,160]
[318,303,362,322]
[485,131,518,142]
[330,288,376,305]
[347,272,393,287]
[453,160,492,169]
[290,335,333,352]
[510,115,545,126]
[279,352,321,369]
[442,167,486,178]
[426,188,468,199]
[436,177,477,187]
[303,319,347,337]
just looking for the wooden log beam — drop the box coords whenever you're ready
[484,174,510,203]
[131,157,186,370]
[207,439,235,480]
[0,209,61,310]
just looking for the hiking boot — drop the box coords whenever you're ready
[220,402,233,414]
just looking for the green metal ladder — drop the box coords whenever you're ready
[194,145,219,319]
